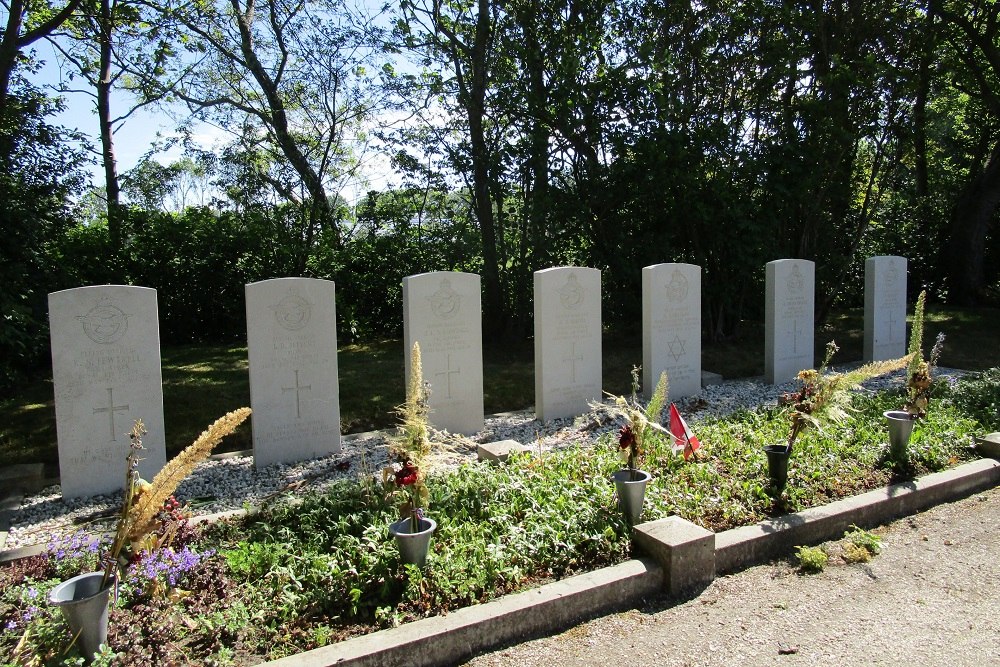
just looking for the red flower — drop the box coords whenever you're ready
[394,461,418,487]
[618,425,636,450]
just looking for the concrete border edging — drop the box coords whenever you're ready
[264,558,663,667]
[715,458,1000,574]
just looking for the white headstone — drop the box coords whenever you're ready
[534,267,602,421]
[642,263,701,399]
[48,285,167,498]
[765,259,815,384]
[245,278,341,468]
[864,256,907,362]
[403,271,484,434]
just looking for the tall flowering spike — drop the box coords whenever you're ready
[127,408,251,543]
[907,290,927,377]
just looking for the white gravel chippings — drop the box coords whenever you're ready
[2,367,965,552]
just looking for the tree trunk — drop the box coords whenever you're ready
[466,0,505,341]
[0,0,82,113]
[97,0,122,251]
[940,140,1000,305]
[233,0,335,245]
[0,0,26,114]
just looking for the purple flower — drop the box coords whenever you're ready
[128,545,210,589]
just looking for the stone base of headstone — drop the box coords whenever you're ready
[478,440,530,463]
[975,433,1000,459]
[0,463,45,495]
[701,371,723,387]
[633,516,715,598]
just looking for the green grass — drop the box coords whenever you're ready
[1,305,998,470]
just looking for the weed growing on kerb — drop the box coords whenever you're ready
[795,545,829,573]
[842,525,883,563]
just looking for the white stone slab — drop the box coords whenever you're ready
[477,440,530,463]
[48,285,167,498]
[403,271,484,434]
[642,263,701,399]
[246,278,341,468]
[764,259,815,384]
[864,256,907,362]
[534,267,602,421]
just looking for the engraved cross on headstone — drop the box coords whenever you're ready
[282,369,312,419]
[434,354,461,400]
[563,342,584,383]
[789,320,801,354]
[93,387,130,442]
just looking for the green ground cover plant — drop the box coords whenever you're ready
[1,369,994,665]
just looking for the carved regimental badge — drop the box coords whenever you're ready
[428,278,462,320]
[77,298,129,345]
[786,264,805,293]
[665,269,689,303]
[272,292,313,331]
[558,273,585,310]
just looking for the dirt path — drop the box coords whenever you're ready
[465,485,1000,667]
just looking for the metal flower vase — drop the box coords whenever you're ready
[611,469,651,525]
[389,516,437,568]
[48,571,114,661]
[763,445,790,493]
[884,410,916,460]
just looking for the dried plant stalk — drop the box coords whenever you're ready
[126,407,251,542]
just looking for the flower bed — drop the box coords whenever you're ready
[1,373,995,665]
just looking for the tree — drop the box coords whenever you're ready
[145,0,388,267]
[0,0,83,112]
[47,0,171,250]
[0,77,85,390]
[933,0,1000,304]
[398,0,510,337]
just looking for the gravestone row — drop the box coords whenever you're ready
[47,256,907,498]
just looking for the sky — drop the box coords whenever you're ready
[33,39,398,209]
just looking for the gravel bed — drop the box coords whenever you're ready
[2,367,965,551]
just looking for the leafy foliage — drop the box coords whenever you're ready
[948,368,1000,431]
[0,80,86,393]
[795,545,829,574]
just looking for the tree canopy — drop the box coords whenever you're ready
[1,0,997,389]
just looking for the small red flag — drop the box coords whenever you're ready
[669,403,701,461]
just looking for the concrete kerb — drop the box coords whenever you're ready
[266,558,663,667]
[715,457,1000,574]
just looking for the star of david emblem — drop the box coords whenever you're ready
[668,335,686,363]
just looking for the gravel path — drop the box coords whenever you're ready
[464,484,1000,667]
